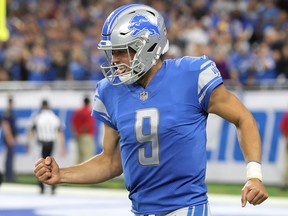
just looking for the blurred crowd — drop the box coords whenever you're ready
[0,0,288,87]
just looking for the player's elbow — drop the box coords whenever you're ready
[111,161,123,178]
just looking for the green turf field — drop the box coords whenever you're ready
[6,174,288,198]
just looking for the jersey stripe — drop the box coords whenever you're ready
[198,76,222,106]
[93,97,111,123]
[200,59,212,70]
[198,64,223,106]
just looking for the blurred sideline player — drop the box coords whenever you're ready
[71,96,96,164]
[29,100,65,194]
[279,111,288,190]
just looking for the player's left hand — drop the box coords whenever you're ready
[241,178,268,207]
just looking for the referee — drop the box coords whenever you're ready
[28,99,65,194]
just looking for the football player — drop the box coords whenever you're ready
[34,4,268,216]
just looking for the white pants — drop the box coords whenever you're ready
[135,203,211,216]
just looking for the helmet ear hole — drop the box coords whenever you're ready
[147,43,157,52]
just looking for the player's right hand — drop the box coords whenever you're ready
[34,156,60,185]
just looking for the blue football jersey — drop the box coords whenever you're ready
[92,56,223,214]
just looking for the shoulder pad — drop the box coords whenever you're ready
[176,55,212,72]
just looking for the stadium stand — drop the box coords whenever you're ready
[0,0,288,90]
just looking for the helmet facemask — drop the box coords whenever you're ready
[100,37,153,85]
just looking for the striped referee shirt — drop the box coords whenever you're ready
[31,110,61,142]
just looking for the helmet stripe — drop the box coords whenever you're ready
[102,4,142,40]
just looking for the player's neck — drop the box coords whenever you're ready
[137,60,163,88]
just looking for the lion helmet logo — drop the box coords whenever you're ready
[128,14,161,39]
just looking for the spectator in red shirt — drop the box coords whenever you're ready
[280,112,288,190]
[71,96,96,163]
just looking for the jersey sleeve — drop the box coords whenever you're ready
[91,81,117,130]
[197,57,223,112]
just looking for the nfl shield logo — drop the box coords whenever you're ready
[139,91,148,101]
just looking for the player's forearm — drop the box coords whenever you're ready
[59,153,122,184]
[237,115,262,163]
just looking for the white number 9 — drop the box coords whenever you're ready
[135,108,160,166]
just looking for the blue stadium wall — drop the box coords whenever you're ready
[0,90,287,184]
